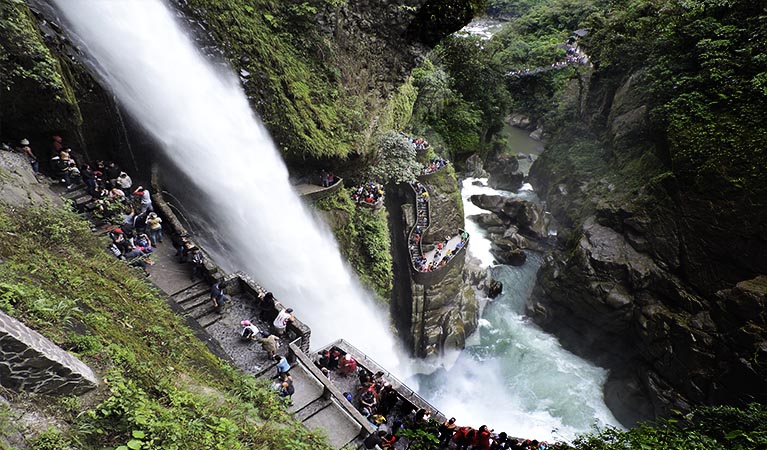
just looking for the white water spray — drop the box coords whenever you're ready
[52,0,399,367]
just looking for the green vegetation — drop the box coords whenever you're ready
[584,0,767,196]
[370,131,422,184]
[0,1,82,132]
[316,188,393,300]
[185,0,363,160]
[555,404,767,450]
[0,203,330,449]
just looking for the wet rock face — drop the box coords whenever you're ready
[469,194,548,240]
[0,311,98,395]
[528,212,767,425]
[410,261,479,357]
[484,153,524,191]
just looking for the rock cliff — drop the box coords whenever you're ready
[528,64,767,426]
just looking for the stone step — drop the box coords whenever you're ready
[293,397,332,422]
[187,301,216,320]
[170,281,209,301]
[198,312,221,328]
[63,187,88,199]
[178,293,209,312]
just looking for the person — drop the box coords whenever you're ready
[104,161,122,186]
[438,417,458,447]
[278,377,295,405]
[452,427,475,450]
[363,431,387,450]
[116,171,133,190]
[360,390,377,414]
[190,247,206,280]
[256,332,280,358]
[18,139,39,174]
[380,433,396,449]
[51,136,63,158]
[491,432,511,450]
[145,212,163,245]
[132,186,153,215]
[272,307,294,335]
[240,320,259,341]
[258,291,279,323]
[337,353,357,375]
[80,163,98,196]
[273,354,290,376]
[473,425,492,450]
[210,281,227,310]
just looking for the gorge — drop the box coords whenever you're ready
[0,0,766,448]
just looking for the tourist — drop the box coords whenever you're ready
[473,425,492,450]
[272,307,294,335]
[273,354,291,376]
[338,353,357,375]
[438,417,458,447]
[132,186,153,215]
[116,171,133,190]
[104,161,122,186]
[363,431,387,450]
[17,139,39,175]
[256,331,280,358]
[133,232,153,253]
[491,432,511,450]
[145,212,163,245]
[240,320,259,341]
[189,247,206,280]
[360,389,377,414]
[278,377,295,405]
[257,291,280,323]
[209,280,227,310]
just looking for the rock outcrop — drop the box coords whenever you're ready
[0,311,98,395]
[528,63,767,426]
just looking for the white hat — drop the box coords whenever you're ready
[20,139,29,145]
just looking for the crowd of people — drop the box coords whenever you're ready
[320,170,339,187]
[314,346,552,450]
[407,181,469,273]
[350,181,385,205]
[408,181,430,270]
[507,42,589,78]
[423,156,449,175]
[400,132,432,151]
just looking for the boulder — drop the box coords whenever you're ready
[465,153,488,178]
[484,152,524,191]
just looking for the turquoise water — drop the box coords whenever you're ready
[413,178,621,442]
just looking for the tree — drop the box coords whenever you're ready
[369,131,422,184]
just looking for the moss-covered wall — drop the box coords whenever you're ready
[0,1,81,140]
[316,186,394,300]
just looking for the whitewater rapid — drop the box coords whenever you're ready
[414,178,622,441]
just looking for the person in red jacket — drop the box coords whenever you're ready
[473,425,492,450]
[452,426,474,450]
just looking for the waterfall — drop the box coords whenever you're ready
[51,0,400,368]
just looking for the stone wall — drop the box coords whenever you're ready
[0,311,98,395]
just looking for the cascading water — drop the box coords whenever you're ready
[413,178,622,441]
[54,0,622,441]
[50,0,400,368]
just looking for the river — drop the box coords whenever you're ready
[412,131,620,441]
[52,1,620,443]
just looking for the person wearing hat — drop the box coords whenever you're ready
[272,307,294,336]
[240,320,259,341]
[18,139,39,175]
[145,212,163,246]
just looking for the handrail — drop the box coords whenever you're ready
[288,342,376,440]
[316,339,447,424]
